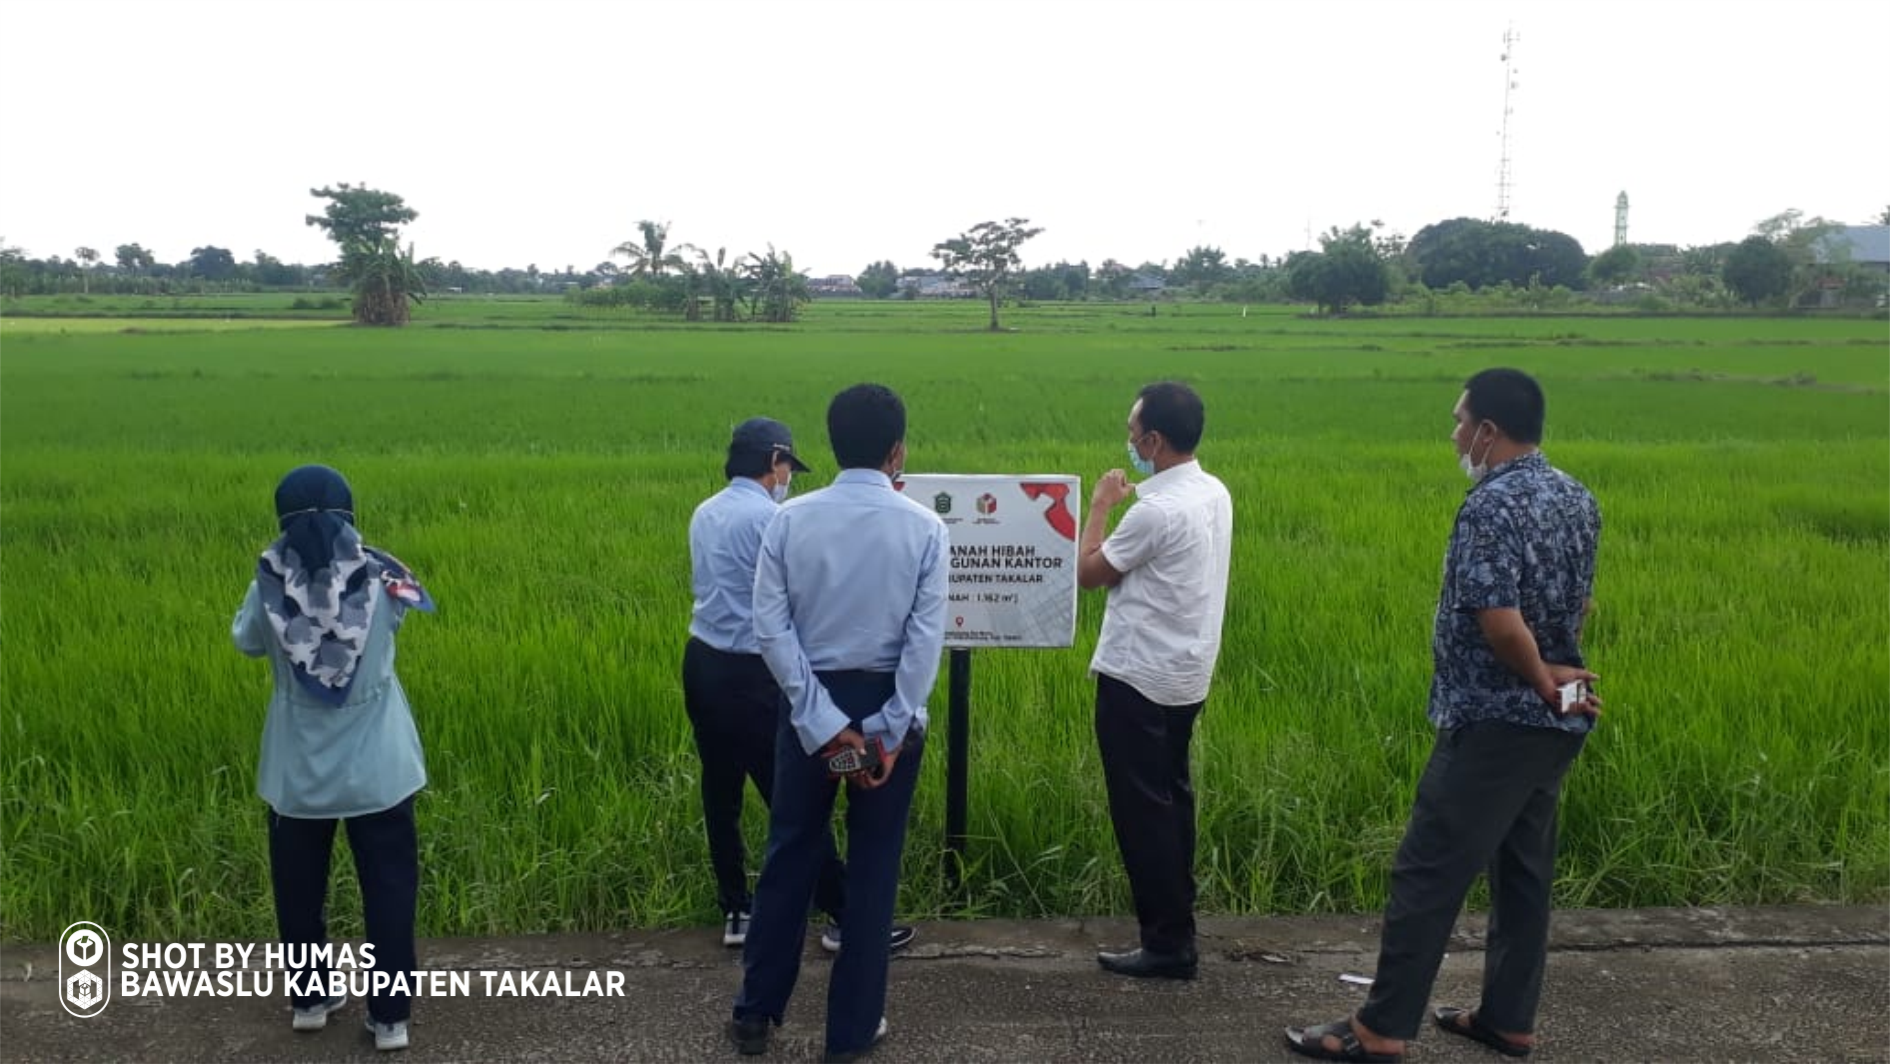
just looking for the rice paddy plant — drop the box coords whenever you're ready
[1,303,1883,941]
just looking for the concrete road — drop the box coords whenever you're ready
[3,906,1884,1062]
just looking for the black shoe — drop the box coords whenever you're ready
[729,1015,770,1055]
[1097,946,1198,980]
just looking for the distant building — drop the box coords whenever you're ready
[808,274,863,298]
[1128,273,1166,295]
[1811,225,1890,307]
[1814,225,1890,270]
[896,273,976,298]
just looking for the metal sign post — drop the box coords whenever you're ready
[944,648,972,896]
[896,473,1080,904]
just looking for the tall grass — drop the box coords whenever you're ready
[2,303,1884,942]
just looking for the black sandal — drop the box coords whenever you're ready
[1432,1006,1533,1058]
[1284,1019,1404,1063]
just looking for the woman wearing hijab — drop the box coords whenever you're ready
[232,465,433,1053]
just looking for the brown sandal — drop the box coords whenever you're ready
[1432,1006,1533,1058]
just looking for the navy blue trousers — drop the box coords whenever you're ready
[733,671,925,1058]
[268,794,418,1024]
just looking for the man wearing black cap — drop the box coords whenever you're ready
[686,418,821,947]
[684,418,915,956]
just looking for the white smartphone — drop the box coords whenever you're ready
[1558,680,1587,714]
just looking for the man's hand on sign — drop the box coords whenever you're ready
[1092,469,1136,511]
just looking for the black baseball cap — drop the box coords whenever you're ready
[729,417,811,472]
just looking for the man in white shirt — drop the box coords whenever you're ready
[1077,381,1233,981]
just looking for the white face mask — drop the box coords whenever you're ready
[770,470,792,504]
[1459,424,1494,482]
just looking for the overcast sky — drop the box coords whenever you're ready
[4,0,1884,276]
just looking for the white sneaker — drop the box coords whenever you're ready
[821,924,916,953]
[290,993,346,1031]
[365,1019,410,1052]
[723,910,751,947]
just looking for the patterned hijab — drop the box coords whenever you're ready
[256,465,433,706]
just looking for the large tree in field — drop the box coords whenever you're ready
[612,220,691,278]
[1721,236,1793,306]
[1587,244,1641,287]
[115,243,155,272]
[306,183,417,247]
[856,260,900,299]
[188,245,238,281]
[1286,225,1390,315]
[305,184,424,325]
[1407,217,1588,290]
[932,217,1044,330]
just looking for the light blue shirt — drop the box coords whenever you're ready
[233,581,427,819]
[754,468,949,755]
[688,477,778,653]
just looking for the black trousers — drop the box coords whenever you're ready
[682,636,843,919]
[735,670,925,1058]
[268,794,418,1024]
[1094,673,1204,955]
[1358,721,1586,1039]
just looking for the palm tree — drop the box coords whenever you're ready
[695,247,749,323]
[611,220,693,278]
[337,237,427,326]
[74,246,98,294]
[742,246,811,324]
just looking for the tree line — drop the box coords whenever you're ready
[5,191,1884,322]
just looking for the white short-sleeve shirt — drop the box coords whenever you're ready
[1090,460,1234,706]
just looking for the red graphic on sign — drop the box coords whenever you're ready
[976,493,997,515]
[1021,482,1076,541]
[954,616,964,628]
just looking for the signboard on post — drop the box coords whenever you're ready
[894,472,1081,897]
[895,474,1081,649]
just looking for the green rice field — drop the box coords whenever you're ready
[2,298,1885,942]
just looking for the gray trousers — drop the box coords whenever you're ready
[1358,721,1586,1040]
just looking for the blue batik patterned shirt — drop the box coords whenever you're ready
[1429,451,1601,734]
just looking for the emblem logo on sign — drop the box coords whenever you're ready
[933,493,953,515]
[975,493,997,515]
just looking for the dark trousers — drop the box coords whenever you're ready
[1094,673,1204,955]
[268,794,419,1024]
[734,671,925,1058]
[682,637,845,919]
[1358,721,1586,1039]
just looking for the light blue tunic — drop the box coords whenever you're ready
[233,580,427,818]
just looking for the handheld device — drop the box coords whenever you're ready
[825,738,885,778]
[1558,680,1588,715]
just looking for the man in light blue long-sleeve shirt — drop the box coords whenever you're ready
[731,383,948,1062]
